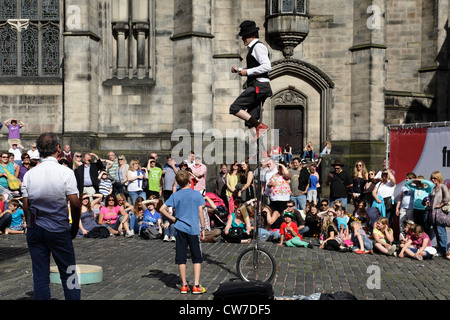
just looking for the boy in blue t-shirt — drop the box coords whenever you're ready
[160,170,206,294]
[3,199,26,234]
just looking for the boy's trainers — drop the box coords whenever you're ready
[163,235,170,242]
[192,285,207,294]
[180,284,190,294]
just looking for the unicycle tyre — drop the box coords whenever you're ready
[236,247,276,283]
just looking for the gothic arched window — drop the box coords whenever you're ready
[0,0,61,77]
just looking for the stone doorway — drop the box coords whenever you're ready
[274,105,304,156]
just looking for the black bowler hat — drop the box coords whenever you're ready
[239,20,260,36]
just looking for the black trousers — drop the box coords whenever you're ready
[229,81,272,127]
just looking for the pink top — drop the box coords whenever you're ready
[100,206,121,225]
[411,233,431,248]
[191,163,207,192]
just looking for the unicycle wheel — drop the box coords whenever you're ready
[236,247,276,283]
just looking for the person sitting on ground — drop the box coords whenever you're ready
[319,215,344,251]
[372,217,396,256]
[139,197,163,239]
[116,193,133,213]
[98,194,133,237]
[278,211,313,248]
[350,220,373,254]
[284,199,309,236]
[335,205,349,238]
[398,224,435,260]
[222,203,253,243]
[304,203,322,238]
[129,196,145,235]
[77,193,104,237]
[399,219,415,245]
[1,199,26,234]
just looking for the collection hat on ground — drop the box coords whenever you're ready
[239,20,260,36]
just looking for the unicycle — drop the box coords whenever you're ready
[235,101,276,283]
[236,235,276,282]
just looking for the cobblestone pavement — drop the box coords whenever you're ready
[0,234,449,301]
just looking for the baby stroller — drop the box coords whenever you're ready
[204,192,228,229]
[0,185,23,206]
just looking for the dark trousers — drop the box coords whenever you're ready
[0,212,12,232]
[229,81,272,127]
[26,226,81,300]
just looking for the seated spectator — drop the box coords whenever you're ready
[27,143,40,160]
[116,193,133,214]
[0,194,9,233]
[399,220,415,247]
[259,204,284,242]
[302,142,315,161]
[284,200,309,236]
[304,203,322,238]
[372,217,396,256]
[129,196,145,235]
[399,224,435,260]
[139,198,163,239]
[17,153,30,182]
[7,153,20,178]
[335,205,349,238]
[350,220,373,254]
[1,199,25,234]
[0,152,16,192]
[77,193,104,237]
[222,203,252,243]
[278,211,313,248]
[98,194,133,237]
[319,215,344,251]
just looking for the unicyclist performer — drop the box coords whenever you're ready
[230,20,272,142]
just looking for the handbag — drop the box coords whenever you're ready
[439,185,450,214]
[0,164,20,190]
[441,201,450,214]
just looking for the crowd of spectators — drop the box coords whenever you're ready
[0,130,449,261]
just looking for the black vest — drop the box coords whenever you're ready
[246,41,270,86]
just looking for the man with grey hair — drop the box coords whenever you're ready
[22,132,81,300]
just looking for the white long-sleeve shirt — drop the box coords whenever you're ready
[246,39,271,83]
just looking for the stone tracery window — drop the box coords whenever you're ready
[0,0,61,77]
[270,0,307,15]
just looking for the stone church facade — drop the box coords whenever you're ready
[1,0,449,177]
